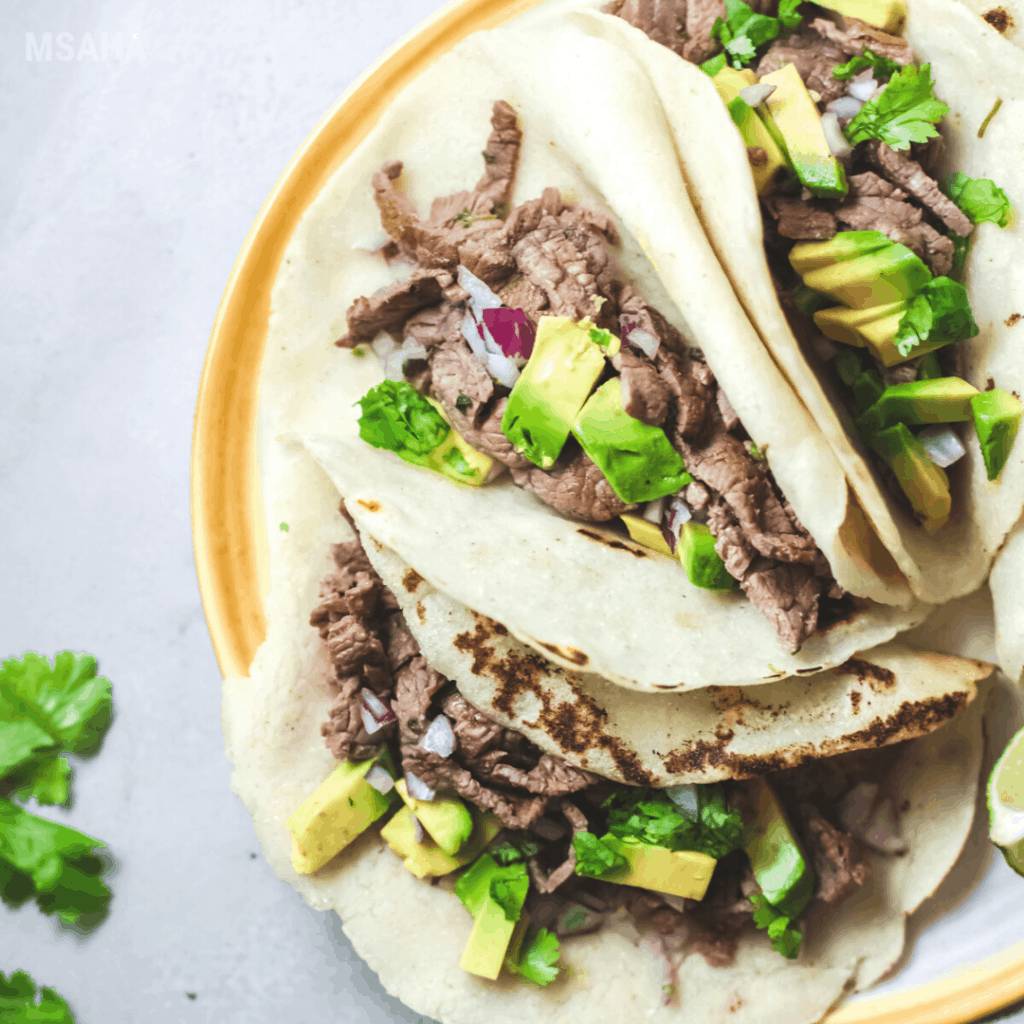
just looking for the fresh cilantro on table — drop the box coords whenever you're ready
[710,0,791,68]
[572,831,628,879]
[750,892,803,959]
[895,277,979,358]
[844,63,949,151]
[506,927,561,986]
[832,47,903,81]
[0,970,75,1024]
[356,380,450,465]
[944,172,1012,228]
[602,784,745,858]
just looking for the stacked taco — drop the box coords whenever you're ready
[223,0,1018,1019]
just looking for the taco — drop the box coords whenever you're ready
[262,3,942,694]
[579,0,1024,611]
[223,439,991,1022]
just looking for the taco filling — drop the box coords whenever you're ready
[604,0,1022,531]
[339,103,851,653]
[291,506,919,994]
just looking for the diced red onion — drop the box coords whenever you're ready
[919,426,966,469]
[642,497,666,525]
[458,265,504,321]
[826,95,864,121]
[360,690,397,734]
[405,772,436,802]
[848,78,877,102]
[419,714,457,758]
[666,784,699,817]
[739,83,776,107]
[625,327,660,359]
[662,498,692,553]
[365,764,395,794]
[410,813,426,844]
[481,307,536,360]
[821,112,854,159]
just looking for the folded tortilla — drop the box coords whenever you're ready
[573,0,1024,607]
[263,1,937,692]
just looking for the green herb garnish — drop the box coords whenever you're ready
[506,927,561,986]
[844,63,948,151]
[356,380,450,466]
[710,0,787,68]
[750,892,803,958]
[572,831,629,879]
[832,47,903,81]
[944,172,1012,228]
[0,970,75,1023]
[895,277,979,358]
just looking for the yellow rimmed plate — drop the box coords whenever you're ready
[190,0,1024,1020]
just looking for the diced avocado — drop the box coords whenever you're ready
[869,422,952,531]
[572,379,692,503]
[861,310,955,368]
[287,758,398,874]
[742,778,815,919]
[680,522,738,591]
[456,852,530,980]
[603,836,716,900]
[789,231,893,274]
[816,0,905,32]
[380,807,503,879]
[760,63,848,198]
[856,377,980,437]
[813,301,905,347]
[712,67,787,194]
[916,353,943,380]
[423,397,495,486]
[460,894,520,980]
[502,316,608,469]
[802,245,930,310]
[971,389,1023,481]
[394,779,474,855]
[621,514,673,555]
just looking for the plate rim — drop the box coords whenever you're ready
[189,0,1024,1020]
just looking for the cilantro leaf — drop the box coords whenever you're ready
[778,0,803,31]
[602,785,745,858]
[356,380,449,466]
[844,63,949,151]
[950,233,971,279]
[6,755,72,806]
[0,799,111,924]
[0,971,75,1024]
[711,0,782,68]
[944,172,1012,228]
[490,872,530,922]
[895,277,979,358]
[750,892,803,959]
[490,834,540,866]
[455,853,528,921]
[832,47,903,81]
[572,831,628,879]
[506,927,561,986]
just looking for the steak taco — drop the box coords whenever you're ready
[578,0,1024,610]
[262,3,944,693]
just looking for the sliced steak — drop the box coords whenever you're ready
[809,17,914,65]
[756,31,848,106]
[741,560,825,652]
[683,0,727,64]
[511,446,633,521]
[801,806,872,904]
[602,0,690,58]
[322,676,393,763]
[449,397,533,469]
[614,348,672,426]
[339,269,445,346]
[764,195,838,240]
[430,338,494,423]
[401,301,464,350]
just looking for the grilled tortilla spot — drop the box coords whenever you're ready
[402,568,425,593]
[537,641,589,666]
[842,657,897,692]
[356,499,381,511]
[576,527,648,558]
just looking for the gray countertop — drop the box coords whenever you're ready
[2,1,1023,1021]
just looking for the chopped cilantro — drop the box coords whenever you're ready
[844,63,949,151]
[700,52,728,77]
[895,277,979,358]
[490,834,540,865]
[589,327,615,348]
[778,0,803,30]
[832,47,903,82]
[602,784,745,858]
[455,392,472,412]
[750,892,803,959]
[978,97,1002,138]
[279,522,289,532]
[454,209,474,227]
[944,172,1012,228]
[748,442,766,461]
[442,446,473,478]
[572,831,628,880]
[352,346,365,357]
[455,853,528,922]
[506,927,561,986]
[356,380,450,467]
[710,0,785,68]
[951,233,971,279]
[0,971,75,1023]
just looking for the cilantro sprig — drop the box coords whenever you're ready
[944,172,1013,228]
[572,831,629,880]
[844,63,949,151]
[710,0,801,69]
[0,971,75,1024]
[832,47,903,82]
[751,892,803,959]
[357,380,450,466]
[506,927,561,986]
[895,277,979,358]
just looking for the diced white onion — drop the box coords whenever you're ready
[405,772,436,802]
[458,265,504,321]
[401,339,427,363]
[665,499,692,550]
[365,765,395,794]
[849,78,878,102]
[642,497,666,525]
[461,312,488,359]
[826,95,864,120]
[739,83,776,107]
[838,782,879,835]
[863,798,909,855]
[485,351,521,388]
[360,690,397,734]
[371,331,399,361]
[410,813,427,843]
[919,426,967,468]
[625,327,660,359]
[666,784,699,818]
[820,112,854,159]
[419,714,457,758]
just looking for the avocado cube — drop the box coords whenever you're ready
[742,779,815,919]
[802,245,930,310]
[712,67,787,194]
[813,301,905,348]
[679,522,738,591]
[869,423,952,531]
[424,398,494,487]
[572,379,692,503]
[502,316,608,469]
[856,309,957,368]
[816,0,905,32]
[621,513,674,556]
[760,63,848,198]
[606,836,716,900]
[789,231,893,274]
[395,779,474,855]
[287,758,398,874]
[460,892,519,980]
[856,377,980,437]
[380,807,503,879]
[971,388,1023,481]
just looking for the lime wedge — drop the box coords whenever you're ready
[988,724,1024,878]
